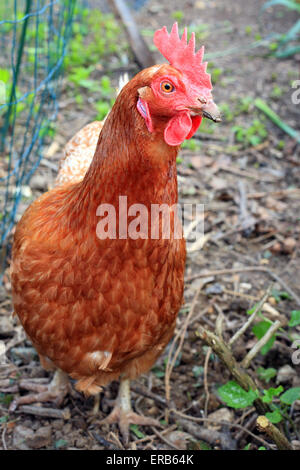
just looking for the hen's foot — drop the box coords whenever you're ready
[100,378,161,444]
[10,369,70,411]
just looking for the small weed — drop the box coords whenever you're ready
[232,119,267,147]
[172,10,184,23]
[271,85,283,99]
[182,138,202,151]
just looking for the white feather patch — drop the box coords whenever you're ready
[87,350,112,370]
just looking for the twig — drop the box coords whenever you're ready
[211,218,265,243]
[131,383,166,406]
[222,288,260,302]
[197,325,269,415]
[171,409,272,449]
[186,266,300,307]
[229,286,272,346]
[165,284,202,403]
[1,425,7,451]
[197,318,293,449]
[150,427,181,450]
[218,163,277,183]
[17,405,70,419]
[107,431,125,450]
[215,308,225,339]
[247,188,300,199]
[203,347,211,418]
[173,415,237,450]
[241,320,282,368]
[133,424,177,445]
[109,0,154,68]
[237,181,256,236]
[256,416,294,450]
[90,432,119,450]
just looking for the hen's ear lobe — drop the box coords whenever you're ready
[137,86,152,100]
[137,87,153,133]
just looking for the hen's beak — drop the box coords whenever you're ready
[189,100,222,123]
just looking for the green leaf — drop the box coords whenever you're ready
[54,439,68,449]
[280,387,300,405]
[289,310,300,327]
[257,367,277,383]
[217,381,258,409]
[192,366,204,378]
[252,321,276,355]
[0,68,10,83]
[276,44,300,58]
[130,424,145,439]
[255,99,300,144]
[247,303,261,316]
[280,19,300,45]
[265,409,283,423]
[0,393,14,406]
[262,386,283,403]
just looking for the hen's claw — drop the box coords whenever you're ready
[100,378,161,444]
[102,407,160,444]
[9,369,70,412]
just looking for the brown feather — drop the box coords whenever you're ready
[11,66,186,396]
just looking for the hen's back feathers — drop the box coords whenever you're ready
[55,120,103,187]
[55,74,130,187]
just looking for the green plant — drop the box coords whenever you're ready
[181,138,202,151]
[217,299,300,428]
[289,310,300,327]
[271,85,283,99]
[0,67,26,120]
[211,67,223,84]
[219,103,234,122]
[232,119,268,147]
[64,10,125,70]
[218,381,300,424]
[93,76,115,120]
[172,10,184,23]
[255,98,300,144]
[262,0,300,57]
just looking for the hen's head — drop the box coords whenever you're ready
[136,23,221,146]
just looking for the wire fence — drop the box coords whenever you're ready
[0,0,76,276]
[0,0,151,280]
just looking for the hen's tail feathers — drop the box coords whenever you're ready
[55,74,130,187]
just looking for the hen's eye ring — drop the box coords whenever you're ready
[161,81,175,93]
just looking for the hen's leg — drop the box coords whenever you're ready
[10,369,70,411]
[101,378,161,444]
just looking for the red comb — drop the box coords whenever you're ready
[153,23,212,90]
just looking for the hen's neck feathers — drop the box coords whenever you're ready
[72,74,180,218]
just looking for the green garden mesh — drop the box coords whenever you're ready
[0,0,76,276]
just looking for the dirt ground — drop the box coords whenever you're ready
[0,0,300,450]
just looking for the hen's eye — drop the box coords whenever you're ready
[161,81,175,93]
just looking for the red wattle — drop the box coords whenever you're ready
[186,115,202,139]
[164,111,192,146]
